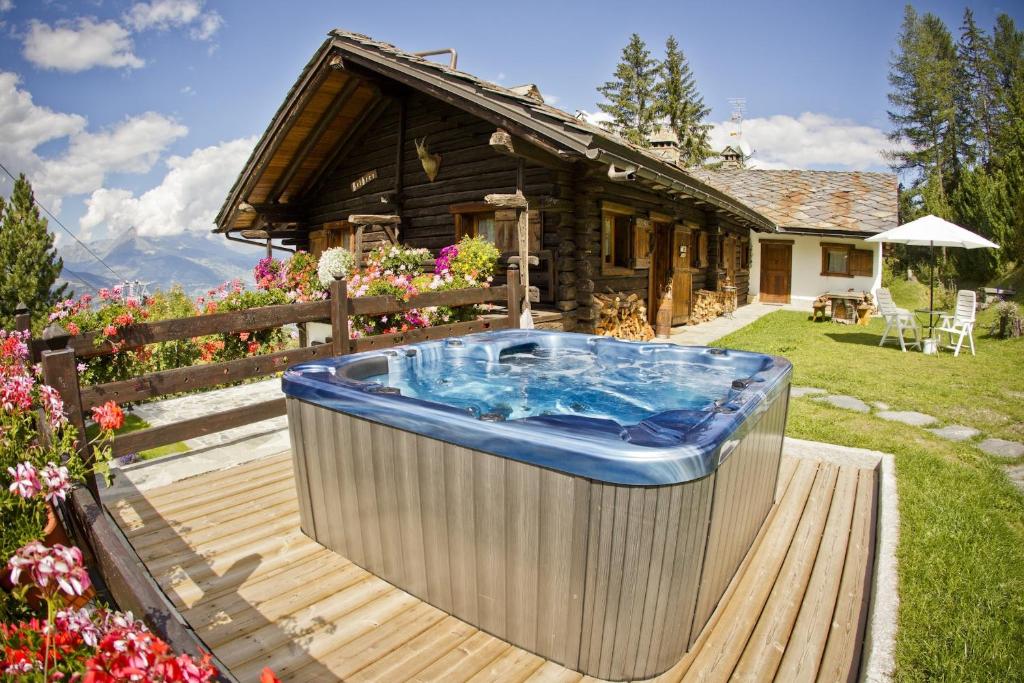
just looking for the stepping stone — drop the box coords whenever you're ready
[979,438,1024,459]
[873,401,890,411]
[813,394,870,413]
[876,410,937,427]
[1005,464,1024,494]
[791,386,827,398]
[926,425,981,442]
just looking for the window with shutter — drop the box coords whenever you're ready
[601,202,635,274]
[632,218,652,269]
[851,249,873,276]
[450,202,540,254]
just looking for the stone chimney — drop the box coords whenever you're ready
[719,144,746,169]
[648,126,681,166]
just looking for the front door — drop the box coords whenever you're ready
[760,241,792,304]
[671,226,692,324]
[649,224,672,320]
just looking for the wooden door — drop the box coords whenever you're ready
[671,227,692,324]
[648,224,672,318]
[760,242,792,304]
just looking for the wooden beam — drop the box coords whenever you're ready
[237,202,303,223]
[268,76,362,203]
[484,192,528,209]
[302,95,393,200]
[394,97,407,209]
[489,127,566,168]
[347,214,401,225]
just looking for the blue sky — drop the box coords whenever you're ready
[0,0,1019,244]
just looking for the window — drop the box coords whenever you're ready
[690,230,708,268]
[309,221,354,258]
[821,243,873,277]
[740,239,750,270]
[451,203,540,254]
[601,202,635,274]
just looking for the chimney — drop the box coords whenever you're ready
[648,126,681,166]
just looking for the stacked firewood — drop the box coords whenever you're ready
[689,290,728,324]
[594,292,655,341]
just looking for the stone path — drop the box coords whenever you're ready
[791,383,1024,493]
[130,377,285,450]
[667,302,780,346]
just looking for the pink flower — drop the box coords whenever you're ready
[66,321,80,336]
[103,324,118,337]
[77,362,88,373]
[238,331,250,341]
[8,542,91,597]
[7,461,41,498]
[39,383,67,427]
[0,373,34,412]
[42,462,71,503]
[56,606,102,646]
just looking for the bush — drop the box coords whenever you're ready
[446,235,501,284]
[992,301,1023,338]
[203,286,290,360]
[317,247,356,286]
[365,244,430,277]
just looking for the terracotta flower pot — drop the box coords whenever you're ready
[43,502,71,547]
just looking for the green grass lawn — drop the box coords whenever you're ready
[712,304,1024,681]
[87,413,189,461]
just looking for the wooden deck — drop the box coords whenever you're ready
[104,451,878,682]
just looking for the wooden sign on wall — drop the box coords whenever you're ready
[351,169,377,193]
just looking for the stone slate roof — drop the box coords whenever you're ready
[690,169,898,234]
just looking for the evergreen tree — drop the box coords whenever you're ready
[0,174,67,328]
[887,5,961,214]
[655,36,712,166]
[956,8,998,166]
[596,34,659,146]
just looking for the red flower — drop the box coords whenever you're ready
[66,321,80,336]
[91,401,124,431]
[261,668,282,683]
[103,325,117,337]
[247,341,259,354]
[238,331,250,341]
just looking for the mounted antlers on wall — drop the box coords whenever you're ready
[415,137,442,182]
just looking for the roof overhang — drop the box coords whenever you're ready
[215,31,777,235]
[776,226,889,239]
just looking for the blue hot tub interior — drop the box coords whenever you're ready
[283,330,791,485]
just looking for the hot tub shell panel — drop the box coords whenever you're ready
[286,389,787,680]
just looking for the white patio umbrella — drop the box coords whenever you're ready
[865,214,999,317]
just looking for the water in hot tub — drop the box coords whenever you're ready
[365,346,748,425]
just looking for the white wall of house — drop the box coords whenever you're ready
[749,232,883,307]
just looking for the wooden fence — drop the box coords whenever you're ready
[27,268,522,500]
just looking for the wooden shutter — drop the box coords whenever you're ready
[494,209,517,253]
[528,209,542,253]
[851,249,873,276]
[698,232,709,267]
[632,217,652,269]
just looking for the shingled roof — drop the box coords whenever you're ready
[215,30,776,233]
[689,169,898,235]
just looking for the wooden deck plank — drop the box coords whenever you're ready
[347,615,476,682]
[732,463,855,680]
[815,468,878,683]
[674,459,828,681]
[773,464,861,681]
[104,451,879,683]
[410,630,512,682]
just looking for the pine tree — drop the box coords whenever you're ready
[0,174,68,328]
[596,34,659,146]
[887,5,961,214]
[654,36,712,166]
[956,8,998,167]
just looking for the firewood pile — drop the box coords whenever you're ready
[594,292,655,341]
[689,290,733,324]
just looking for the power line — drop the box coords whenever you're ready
[0,161,124,281]
[59,264,101,295]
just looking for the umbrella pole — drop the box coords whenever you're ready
[929,240,936,338]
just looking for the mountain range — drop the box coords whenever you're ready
[58,229,261,297]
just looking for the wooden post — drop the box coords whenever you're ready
[14,301,31,334]
[484,192,532,325]
[506,265,522,329]
[41,347,97,501]
[330,278,350,356]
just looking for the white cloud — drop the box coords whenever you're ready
[0,72,186,212]
[23,18,144,72]
[38,112,188,199]
[542,93,560,105]
[0,1,13,12]
[709,112,891,171]
[578,109,614,128]
[81,136,258,237]
[125,0,222,40]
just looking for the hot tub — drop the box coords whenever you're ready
[283,330,791,680]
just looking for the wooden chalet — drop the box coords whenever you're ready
[214,30,777,332]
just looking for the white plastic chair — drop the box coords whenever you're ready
[936,290,976,357]
[876,288,922,352]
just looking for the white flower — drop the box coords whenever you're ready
[317,247,356,287]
